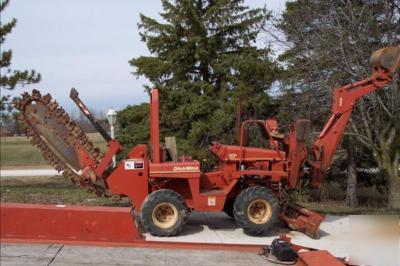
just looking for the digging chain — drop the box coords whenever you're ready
[13,89,112,198]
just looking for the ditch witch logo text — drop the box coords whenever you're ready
[173,166,199,172]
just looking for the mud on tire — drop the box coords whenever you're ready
[140,189,188,237]
[233,186,278,236]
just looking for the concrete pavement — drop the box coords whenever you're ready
[0,243,272,266]
[145,212,350,257]
[0,169,60,177]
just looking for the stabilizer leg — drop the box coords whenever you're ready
[279,201,325,239]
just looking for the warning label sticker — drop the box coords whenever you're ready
[124,159,144,170]
[208,196,216,206]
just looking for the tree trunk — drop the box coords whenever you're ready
[345,137,358,207]
[376,128,400,210]
[381,153,400,210]
[388,175,400,210]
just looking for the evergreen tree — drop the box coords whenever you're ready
[0,0,41,121]
[123,0,278,158]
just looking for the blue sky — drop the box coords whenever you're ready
[2,0,286,113]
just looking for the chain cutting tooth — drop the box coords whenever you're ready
[54,108,65,118]
[42,93,52,104]
[32,89,42,100]
[13,101,22,110]
[21,92,31,101]
[62,169,78,184]
[81,135,89,143]
[55,165,64,172]
[48,101,59,111]
[61,113,70,123]
[26,128,35,137]
[17,114,25,122]
[66,123,74,131]
[84,142,94,150]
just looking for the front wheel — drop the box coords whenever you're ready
[233,186,278,235]
[140,189,188,237]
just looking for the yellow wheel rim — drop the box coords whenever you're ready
[247,199,272,224]
[152,203,179,229]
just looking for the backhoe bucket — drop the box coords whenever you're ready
[370,46,400,74]
[279,202,325,239]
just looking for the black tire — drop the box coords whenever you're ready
[132,210,146,233]
[140,189,188,237]
[233,186,278,236]
[223,199,235,218]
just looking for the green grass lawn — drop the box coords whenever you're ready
[0,176,129,206]
[0,133,107,168]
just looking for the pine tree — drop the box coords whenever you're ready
[0,0,41,121]
[125,0,278,158]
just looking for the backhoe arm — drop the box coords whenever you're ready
[309,46,399,188]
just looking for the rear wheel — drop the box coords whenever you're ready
[233,186,278,235]
[140,189,188,237]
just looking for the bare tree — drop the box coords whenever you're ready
[69,108,107,134]
[267,0,400,208]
